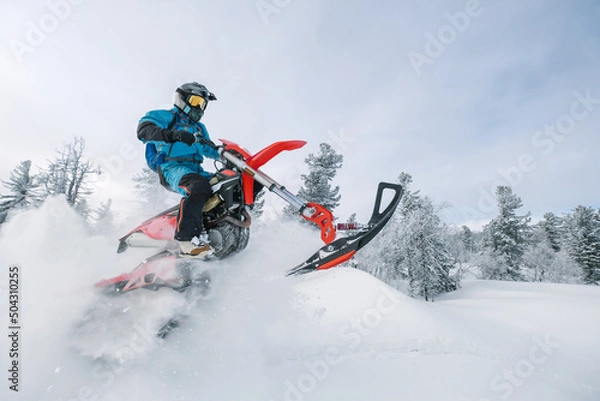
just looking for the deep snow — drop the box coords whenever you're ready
[1,197,599,401]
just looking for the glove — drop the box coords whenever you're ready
[165,130,196,146]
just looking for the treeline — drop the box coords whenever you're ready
[0,137,115,233]
[467,196,599,285]
[280,143,600,301]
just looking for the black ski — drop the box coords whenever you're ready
[157,314,188,338]
[287,182,403,276]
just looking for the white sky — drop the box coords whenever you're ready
[1,0,599,229]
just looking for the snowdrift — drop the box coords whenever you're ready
[1,197,599,401]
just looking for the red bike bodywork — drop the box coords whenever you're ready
[95,251,183,292]
[220,139,306,206]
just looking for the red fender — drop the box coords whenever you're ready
[220,139,307,205]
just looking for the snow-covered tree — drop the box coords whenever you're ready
[539,212,564,252]
[0,160,42,223]
[459,226,475,253]
[39,137,101,217]
[403,195,458,300]
[446,226,477,281]
[357,172,457,300]
[481,186,531,281]
[522,225,549,281]
[357,173,415,282]
[520,218,583,283]
[522,239,581,284]
[474,248,506,280]
[564,206,600,285]
[355,220,403,283]
[396,172,421,216]
[284,143,343,218]
[132,167,161,199]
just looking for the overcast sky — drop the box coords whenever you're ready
[1,0,599,228]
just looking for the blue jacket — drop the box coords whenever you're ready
[137,108,220,192]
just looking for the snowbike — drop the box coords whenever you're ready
[95,136,403,297]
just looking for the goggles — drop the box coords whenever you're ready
[187,94,207,110]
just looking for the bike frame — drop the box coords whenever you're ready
[220,139,336,244]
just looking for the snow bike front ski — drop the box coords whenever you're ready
[286,182,403,276]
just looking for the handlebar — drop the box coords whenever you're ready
[193,133,219,150]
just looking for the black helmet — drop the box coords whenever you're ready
[174,82,217,122]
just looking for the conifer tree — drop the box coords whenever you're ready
[447,225,476,281]
[564,206,600,284]
[0,160,42,223]
[481,186,531,280]
[460,225,475,253]
[539,212,563,252]
[396,172,421,216]
[357,172,457,299]
[283,143,343,218]
[402,195,457,300]
[357,173,413,280]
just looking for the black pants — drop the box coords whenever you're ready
[172,173,265,241]
[174,173,212,241]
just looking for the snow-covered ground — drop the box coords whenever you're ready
[1,197,599,401]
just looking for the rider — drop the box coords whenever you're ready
[137,82,220,258]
